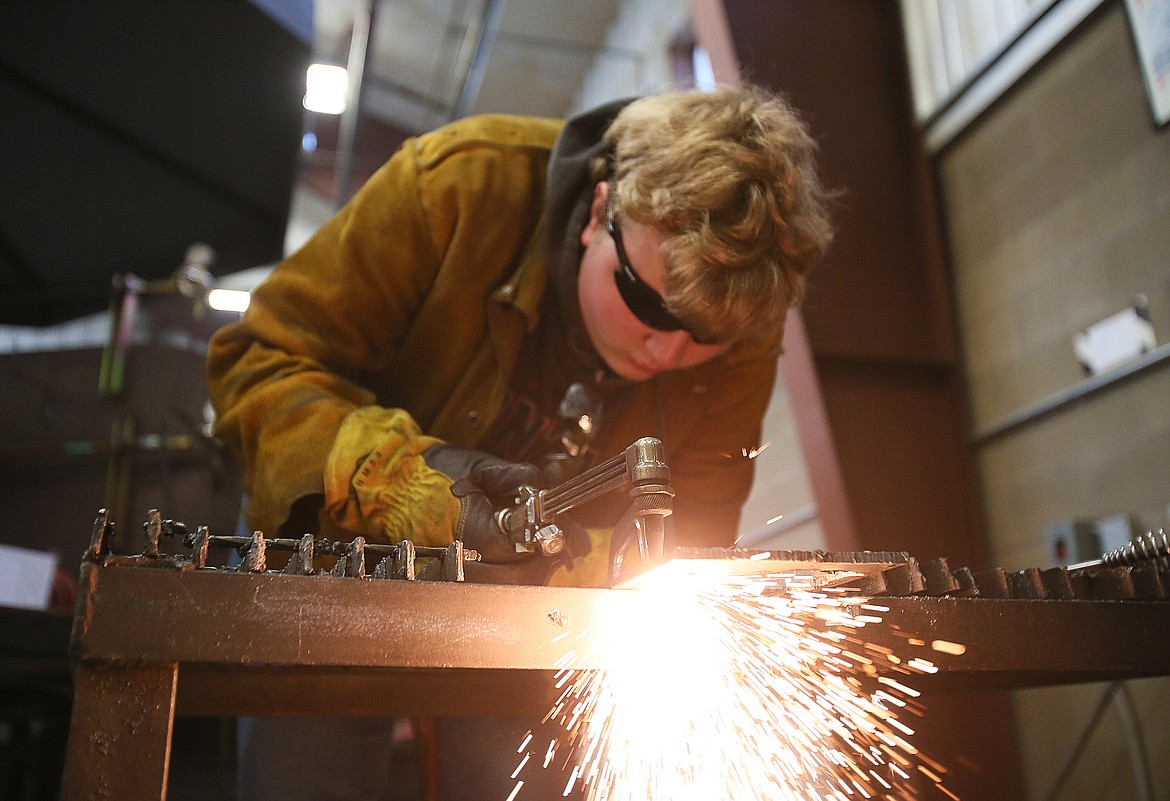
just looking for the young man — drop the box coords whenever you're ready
[208,83,831,580]
[207,82,832,798]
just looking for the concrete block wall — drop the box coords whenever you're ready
[936,4,1170,798]
[939,2,1170,569]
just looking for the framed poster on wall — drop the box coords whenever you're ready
[1125,0,1170,125]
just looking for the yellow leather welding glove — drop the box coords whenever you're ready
[324,406,541,559]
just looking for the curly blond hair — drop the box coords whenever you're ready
[596,83,833,344]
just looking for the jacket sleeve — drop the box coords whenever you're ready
[206,139,444,540]
[662,347,779,550]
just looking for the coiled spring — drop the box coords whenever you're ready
[1100,529,1170,570]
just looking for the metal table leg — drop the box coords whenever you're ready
[61,663,178,801]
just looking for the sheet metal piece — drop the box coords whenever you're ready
[646,547,913,589]
[670,546,912,573]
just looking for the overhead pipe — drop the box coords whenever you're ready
[452,0,508,121]
[333,0,377,208]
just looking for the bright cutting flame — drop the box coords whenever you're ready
[514,563,953,800]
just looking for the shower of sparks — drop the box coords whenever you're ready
[512,562,955,801]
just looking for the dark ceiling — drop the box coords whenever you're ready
[0,3,310,326]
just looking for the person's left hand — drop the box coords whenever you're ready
[462,511,592,585]
[422,444,541,563]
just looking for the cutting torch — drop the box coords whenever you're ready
[494,436,675,582]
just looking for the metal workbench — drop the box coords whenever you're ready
[59,512,1170,800]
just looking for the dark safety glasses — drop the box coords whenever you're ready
[606,202,719,345]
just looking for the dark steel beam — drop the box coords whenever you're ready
[175,665,557,718]
[70,561,1170,698]
[71,561,625,672]
[864,596,1170,690]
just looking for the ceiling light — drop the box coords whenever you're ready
[693,47,717,92]
[208,288,251,313]
[303,63,348,114]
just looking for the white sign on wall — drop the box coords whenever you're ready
[0,544,58,610]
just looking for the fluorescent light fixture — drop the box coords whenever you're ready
[693,47,717,92]
[208,288,251,313]
[303,63,348,114]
